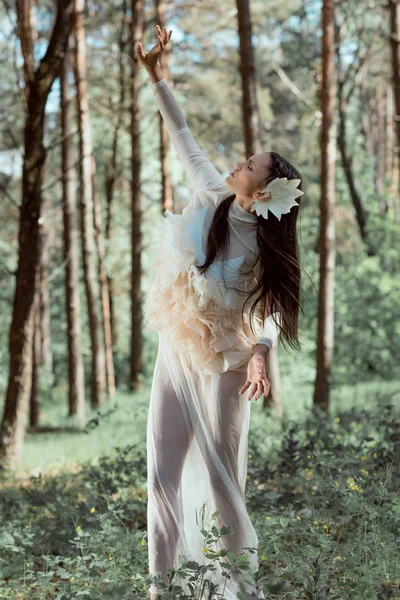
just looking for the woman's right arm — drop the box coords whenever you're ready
[137,27,227,193]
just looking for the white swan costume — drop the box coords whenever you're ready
[144,77,281,599]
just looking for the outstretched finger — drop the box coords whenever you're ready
[262,377,269,398]
[247,383,258,402]
[253,382,264,402]
[239,380,250,395]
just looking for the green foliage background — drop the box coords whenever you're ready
[0,1,399,424]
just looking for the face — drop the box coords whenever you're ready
[224,152,272,200]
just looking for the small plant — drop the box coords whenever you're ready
[146,501,264,599]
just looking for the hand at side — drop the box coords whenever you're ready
[239,349,270,402]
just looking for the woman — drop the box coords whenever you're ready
[137,25,303,600]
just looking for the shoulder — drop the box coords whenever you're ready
[182,186,233,214]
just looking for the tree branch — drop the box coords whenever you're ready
[35,0,75,94]
[15,0,35,88]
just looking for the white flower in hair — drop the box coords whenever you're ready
[250,177,304,221]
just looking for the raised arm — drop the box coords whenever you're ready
[137,26,227,193]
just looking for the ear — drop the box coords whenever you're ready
[253,191,265,202]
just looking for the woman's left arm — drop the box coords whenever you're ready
[239,344,270,402]
[253,312,282,351]
[239,313,282,402]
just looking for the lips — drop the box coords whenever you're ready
[230,171,236,177]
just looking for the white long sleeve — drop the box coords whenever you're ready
[151,78,228,193]
[254,312,282,350]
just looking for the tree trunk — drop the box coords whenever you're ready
[91,155,116,399]
[385,84,399,218]
[0,0,74,469]
[370,86,388,216]
[73,0,106,407]
[130,0,144,391]
[60,47,86,427]
[313,0,336,414]
[39,199,54,377]
[235,0,281,413]
[389,0,400,222]
[30,261,41,428]
[156,0,174,213]
[104,2,128,353]
[385,85,394,187]
[336,72,374,254]
[236,0,262,157]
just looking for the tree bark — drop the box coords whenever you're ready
[130,0,144,390]
[336,71,374,254]
[104,1,128,352]
[236,0,262,157]
[235,0,281,414]
[73,0,106,407]
[313,0,336,414]
[385,85,394,184]
[156,0,174,213]
[30,261,41,428]
[39,199,54,376]
[389,0,400,220]
[60,47,86,426]
[91,155,116,399]
[0,0,74,469]
[384,84,399,217]
[372,85,388,216]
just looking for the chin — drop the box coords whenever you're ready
[224,175,234,189]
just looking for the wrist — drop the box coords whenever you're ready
[146,63,164,84]
[252,343,269,356]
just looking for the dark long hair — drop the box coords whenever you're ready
[195,151,303,353]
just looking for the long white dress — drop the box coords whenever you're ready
[144,77,281,599]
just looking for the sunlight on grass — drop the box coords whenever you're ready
[20,388,149,476]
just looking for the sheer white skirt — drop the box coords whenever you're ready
[146,331,265,599]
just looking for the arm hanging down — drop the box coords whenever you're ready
[252,262,282,350]
[254,312,282,350]
[151,77,228,193]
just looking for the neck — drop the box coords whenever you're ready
[234,194,255,214]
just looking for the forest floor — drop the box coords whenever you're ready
[0,379,399,599]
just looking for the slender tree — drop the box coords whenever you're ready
[130,0,144,390]
[156,0,174,213]
[73,0,106,407]
[0,0,74,469]
[91,154,116,399]
[389,0,400,221]
[60,46,86,426]
[235,0,283,415]
[236,0,262,157]
[104,0,128,351]
[313,0,336,413]
[29,258,41,428]
[40,203,53,375]
[335,48,374,255]
[371,85,388,216]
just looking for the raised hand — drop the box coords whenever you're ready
[136,25,173,70]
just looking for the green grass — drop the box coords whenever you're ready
[20,387,149,476]
[0,378,399,599]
